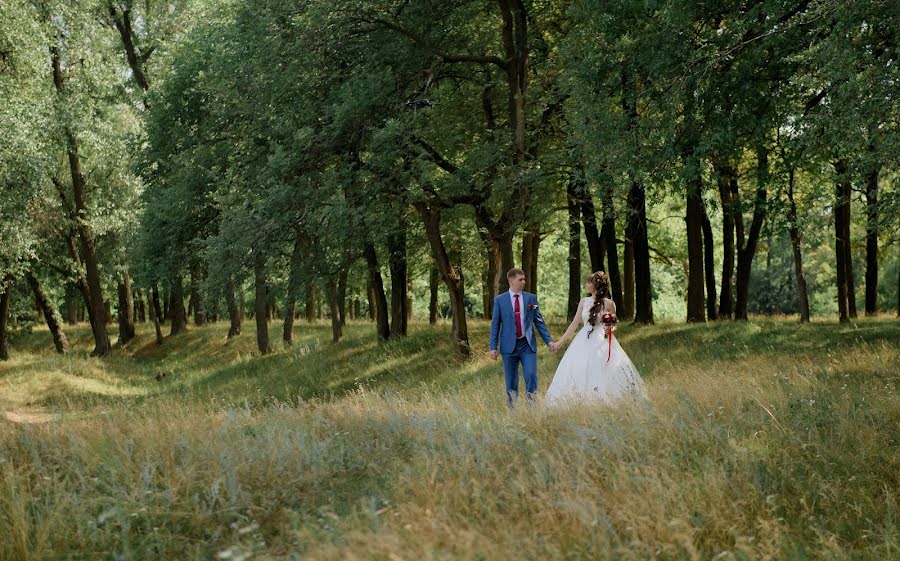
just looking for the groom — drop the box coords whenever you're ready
[489,268,556,408]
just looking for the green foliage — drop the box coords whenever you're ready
[2,0,898,363]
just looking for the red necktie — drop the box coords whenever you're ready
[514,294,523,338]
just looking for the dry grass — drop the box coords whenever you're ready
[0,317,898,560]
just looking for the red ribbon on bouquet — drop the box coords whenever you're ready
[601,312,617,363]
[606,326,613,362]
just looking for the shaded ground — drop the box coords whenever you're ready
[2,316,898,418]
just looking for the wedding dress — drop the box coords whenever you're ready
[545,297,648,406]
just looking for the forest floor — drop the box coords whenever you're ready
[1,317,898,560]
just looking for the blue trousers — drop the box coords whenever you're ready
[502,337,537,408]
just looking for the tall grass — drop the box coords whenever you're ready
[1,318,898,560]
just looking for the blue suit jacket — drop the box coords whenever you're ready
[489,291,553,354]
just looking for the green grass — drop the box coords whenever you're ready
[1,317,898,560]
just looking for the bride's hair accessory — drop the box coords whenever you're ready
[586,271,610,338]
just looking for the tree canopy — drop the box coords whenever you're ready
[1,0,897,359]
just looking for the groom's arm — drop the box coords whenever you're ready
[532,300,554,346]
[489,296,502,352]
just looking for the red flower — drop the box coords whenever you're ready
[600,312,618,362]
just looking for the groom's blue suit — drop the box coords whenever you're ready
[489,291,553,407]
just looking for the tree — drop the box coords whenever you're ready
[25,271,68,353]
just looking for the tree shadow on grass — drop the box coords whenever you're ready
[7,317,898,413]
[620,317,900,378]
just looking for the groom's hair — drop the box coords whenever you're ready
[506,267,525,279]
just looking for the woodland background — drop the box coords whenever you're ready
[1,0,897,358]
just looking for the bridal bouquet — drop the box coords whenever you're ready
[600,312,617,337]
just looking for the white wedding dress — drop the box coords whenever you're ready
[545,297,648,406]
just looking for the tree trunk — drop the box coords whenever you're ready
[834,160,851,323]
[108,6,150,94]
[169,275,188,335]
[715,159,736,319]
[622,236,635,321]
[224,277,241,338]
[864,164,880,315]
[582,192,605,273]
[498,234,515,294]
[846,203,858,320]
[496,0,530,294]
[363,242,391,340]
[429,266,439,324]
[734,147,768,320]
[305,283,316,322]
[336,268,348,327]
[52,47,110,357]
[498,0,528,163]
[69,161,109,353]
[481,241,495,319]
[116,269,136,346]
[150,283,164,344]
[59,230,95,330]
[163,288,170,320]
[66,291,79,325]
[619,67,637,322]
[626,179,653,324]
[283,238,304,345]
[600,187,623,310]
[786,168,810,323]
[683,132,705,323]
[699,198,718,320]
[366,282,376,321]
[189,265,206,326]
[521,227,540,294]
[136,289,146,323]
[685,175,706,323]
[566,175,583,321]
[388,227,408,337]
[326,278,343,343]
[0,278,11,360]
[475,208,516,312]
[26,272,68,353]
[416,202,470,357]
[254,252,271,354]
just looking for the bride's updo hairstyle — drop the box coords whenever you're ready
[586,271,609,338]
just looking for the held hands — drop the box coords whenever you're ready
[490,341,559,357]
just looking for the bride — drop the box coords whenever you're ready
[545,271,648,406]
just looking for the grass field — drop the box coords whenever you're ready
[1,317,898,560]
